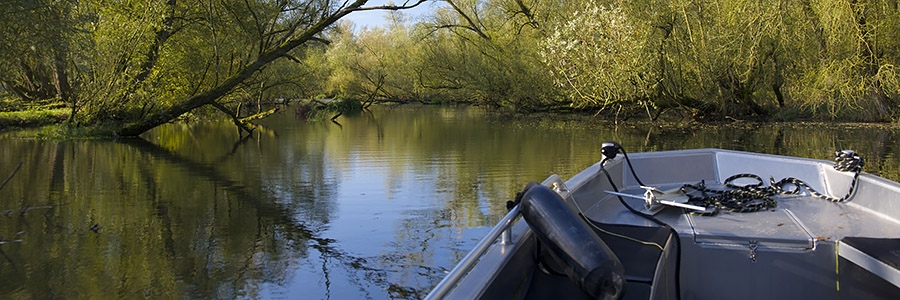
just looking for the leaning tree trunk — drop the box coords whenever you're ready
[115,1,371,136]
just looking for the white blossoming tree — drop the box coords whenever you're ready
[541,3,654,111]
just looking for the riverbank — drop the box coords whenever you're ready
[1,99,898,136]
[0,96,69,130]
[0,108,70,129]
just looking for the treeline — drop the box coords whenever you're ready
[314,0,900,121]
[0,0,424,135]
[1,0,898,135]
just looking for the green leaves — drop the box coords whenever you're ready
[542,3,653,108]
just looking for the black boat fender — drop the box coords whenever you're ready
[519,182,625,300]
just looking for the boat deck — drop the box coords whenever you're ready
[571,180,900,300]
[581,184,900,244]
[428,148,900,300]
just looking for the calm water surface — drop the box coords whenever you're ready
[1,104,898,299]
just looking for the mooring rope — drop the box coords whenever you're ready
[681,150,865,216]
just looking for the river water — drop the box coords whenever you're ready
[0,104,898,299]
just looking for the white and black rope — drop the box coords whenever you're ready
[682,150,864,216]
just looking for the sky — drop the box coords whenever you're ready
[341,0,445,30]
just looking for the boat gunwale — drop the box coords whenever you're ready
[427,148,900,299]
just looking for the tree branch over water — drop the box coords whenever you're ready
[0,0,429,136]
[114,0,428,136]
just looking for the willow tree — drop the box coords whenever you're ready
[541,3,655,113]
[322,13,432,103]
[0,1,78,108]
[541,0,789,118]
[412,0,561,110]
[113,0,428,136]
[1,0,426,136]
[541,0,899,120]
[791,0,900,121]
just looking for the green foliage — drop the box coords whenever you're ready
[539,0,900,120]
[0,94,71,129]
[310,0,899,121]
[0,0,391,134]
[415,0,562,109]
[541,3,653,108]
[316,1,562,110]
[3,0,897,132]
[0,108,70,128]
[789,0,900,120]
[0,1,79,104]
[323,17,428,102]
[305,99,362,120]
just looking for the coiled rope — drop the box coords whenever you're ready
[681,150,864,216]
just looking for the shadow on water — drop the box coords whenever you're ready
[121,137,430,298]
[148,137,427,296]
[0,133,425,299]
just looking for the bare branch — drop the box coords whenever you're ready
[211,102,254,135]
[0,161,23,192]
[0,204,67,217]
[349,0,427,12]
[119,0,434,135]
[240,107,280,123]
[439,0,489,40]
[310,37,331,45]
[282,54,302,63]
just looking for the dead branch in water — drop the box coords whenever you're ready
[0,231,26,249]
[0,161,23,192]
[240,106,280,123]
[0,204,67,217]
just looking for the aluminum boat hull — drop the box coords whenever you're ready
[427,148,900,300]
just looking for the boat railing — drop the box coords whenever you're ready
[425,174,569,300]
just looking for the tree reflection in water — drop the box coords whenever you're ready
[0,105,898,299]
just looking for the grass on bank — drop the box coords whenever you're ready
[1,94,70,129]
[1,95,116,138]
[0,108,70,128]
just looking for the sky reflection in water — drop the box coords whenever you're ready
[0,104,898,299]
